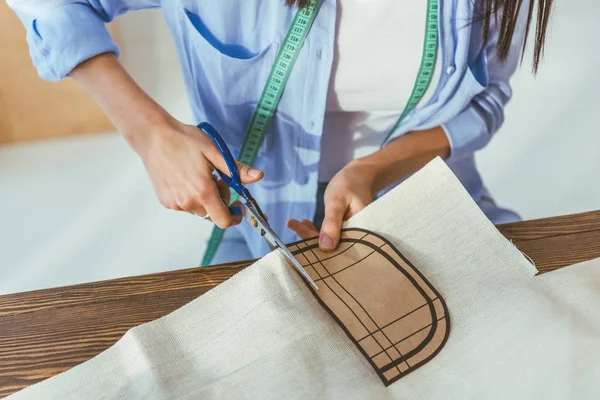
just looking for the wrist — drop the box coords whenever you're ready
[120,104,175,150]
[346,157,385,197]
[357,126,450,194]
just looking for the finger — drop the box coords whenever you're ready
[156,180,183,211]
[194,206,209,218]
[215,176,232,205]
[319,196,346,252]
[235,161,263,184]
[205,151,263,183]
[287,219,319,239]
[172,187,207,216]
[160,194,183,211]
[216,177,244,226]
[175,196,208,218]
[200,131,263,183]
[300,219,319,235]
[199,179,235,229]
[228,200,243,226]
[287,219,316,239]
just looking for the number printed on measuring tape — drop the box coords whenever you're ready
[383,0,439,144]
[201,0,322,265]
[203,0,440,265]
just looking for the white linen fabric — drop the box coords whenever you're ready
[8,158,600,399]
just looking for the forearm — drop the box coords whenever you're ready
[70,52,172,150]
[355,126,450,194]
[69,53,258,229]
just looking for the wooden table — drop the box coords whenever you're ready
[1,211,600,397]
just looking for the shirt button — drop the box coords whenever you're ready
[316,48,323,59]
[446,65,456,75]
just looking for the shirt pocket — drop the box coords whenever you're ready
[177,7,279,156]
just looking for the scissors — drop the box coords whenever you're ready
[198,122,319,290]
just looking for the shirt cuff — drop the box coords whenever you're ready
[441,104,491,162]
[26,4,119,81]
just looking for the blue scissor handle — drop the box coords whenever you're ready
[198,122,250,199]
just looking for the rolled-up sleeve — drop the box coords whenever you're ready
[15,4,118,81]
[10,1,160,82]
[441,3,529,161]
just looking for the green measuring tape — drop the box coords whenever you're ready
[383,0,439,144]
[202,0,439,266]
[201,0,321,266]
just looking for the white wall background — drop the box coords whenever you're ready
[1,0,598,294]
[476,0,600,220]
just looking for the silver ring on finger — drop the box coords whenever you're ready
[198,213,211,220]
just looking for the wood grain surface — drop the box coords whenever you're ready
[1,211,600,397]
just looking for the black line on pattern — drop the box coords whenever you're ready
[295,228,451,386]
[307,246,406,367]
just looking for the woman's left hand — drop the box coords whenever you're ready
[286,159,377,251]
[286,126,451,252]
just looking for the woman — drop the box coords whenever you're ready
[9,0,551,265]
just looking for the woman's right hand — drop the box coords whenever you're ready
[134,120,264,228]
[69,53,263,229]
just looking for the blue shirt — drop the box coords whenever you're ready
[14,0,525,262]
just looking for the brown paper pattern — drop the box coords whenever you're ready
[288,228,450,386]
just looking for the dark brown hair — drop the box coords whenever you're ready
[286,0,553,72]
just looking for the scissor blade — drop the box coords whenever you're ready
[271,235,319,291]
[242,203,319,290]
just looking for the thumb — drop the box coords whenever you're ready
[236,161,264,183]
[199,126,263,183]
[203,145,263,183]
[319,196,346,252]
